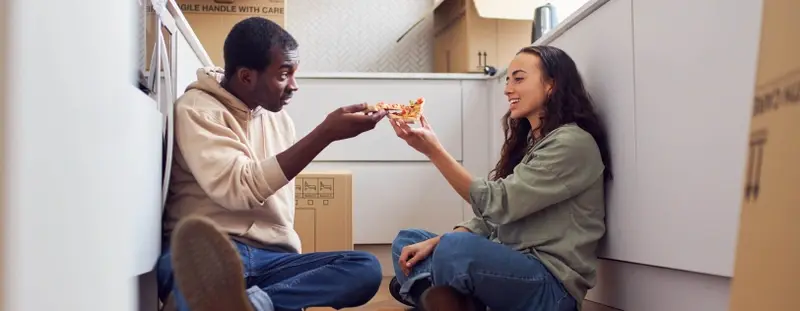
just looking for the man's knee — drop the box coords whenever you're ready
[346,250,382,282]
[340,251,383,306]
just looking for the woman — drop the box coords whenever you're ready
[388,45,612,311]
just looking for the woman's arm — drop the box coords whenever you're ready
[427,144,474,203]
[387,116,476,203]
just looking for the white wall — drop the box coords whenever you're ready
[176,31,205,97]
[3,0,160,310]
[0,1,6,306]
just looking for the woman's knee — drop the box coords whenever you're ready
[436,232,482,256]
[392,228,436,256]
[430,232,484,272]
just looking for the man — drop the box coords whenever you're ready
[156,17,387,311]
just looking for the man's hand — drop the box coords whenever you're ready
[276,103,386,181]
[398,237,440,276]
[318,103,388,142]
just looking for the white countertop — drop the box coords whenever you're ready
[296,71,493,80]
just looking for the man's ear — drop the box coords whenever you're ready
[236,68,256,88]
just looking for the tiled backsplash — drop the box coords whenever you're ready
[286,0,434,73]
[140,0,436,74]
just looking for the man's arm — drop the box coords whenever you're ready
[275,127,331,181]
[175,105,332,210]
[176,102,384,210]
[277,103,386,179]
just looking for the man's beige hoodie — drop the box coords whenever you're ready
[163,67,301,253]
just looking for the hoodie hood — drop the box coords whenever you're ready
[186,66,252,120]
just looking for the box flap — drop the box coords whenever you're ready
[398,0,544,42]
[473,0,543,21]
[397,0,445,42]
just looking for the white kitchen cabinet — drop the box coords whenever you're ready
[307,161,467,244]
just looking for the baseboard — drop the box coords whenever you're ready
[587,259,731,311]
[355,244,394,276]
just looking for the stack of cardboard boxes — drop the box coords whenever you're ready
[428,0,537,73]
[728,0,799,310]
[145,0,285,70]
[173,0,285,67]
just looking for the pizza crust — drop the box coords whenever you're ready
[363,97,425,124]
[363,104,401,113]
[388,114,418,124]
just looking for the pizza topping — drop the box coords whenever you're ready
[363,97,425,122]
[375,102,403,111]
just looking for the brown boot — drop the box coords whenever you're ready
[171,215,254,311]
[419,286,479,311]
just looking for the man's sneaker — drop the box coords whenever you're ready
[388,276,416,307]
[171,215,254,311]
[420,286,479,311]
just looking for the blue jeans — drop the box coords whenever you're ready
[157,241,383,311]
[392,229,577,311]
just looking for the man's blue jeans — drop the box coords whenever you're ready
[392,229,578,311]
[157,241,383,311]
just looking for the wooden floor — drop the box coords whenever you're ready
[309,278,621,311]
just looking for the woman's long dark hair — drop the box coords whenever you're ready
[490,46,613,184]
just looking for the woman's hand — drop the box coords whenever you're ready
[398,236,440,276]
[389,115,442,157]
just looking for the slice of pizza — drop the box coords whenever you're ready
[387,97,425,124]
[364,101,403,113]
[363,97,426,123]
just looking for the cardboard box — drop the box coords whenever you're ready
[428,0,535,73]
[177,0,285,67]
[293,172,353,253]
[728,0,799,310]
[146,0,285,70]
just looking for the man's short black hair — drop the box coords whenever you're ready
[223,17,298,79]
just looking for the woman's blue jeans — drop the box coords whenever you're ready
[391,229,578,311]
